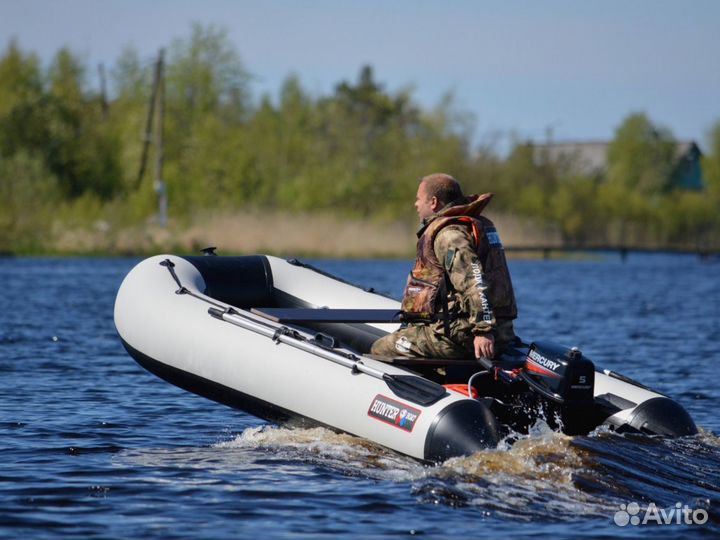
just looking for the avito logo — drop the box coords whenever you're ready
[614,501,708,527]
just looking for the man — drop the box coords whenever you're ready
[370,173,517,360]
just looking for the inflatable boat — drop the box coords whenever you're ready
[114,253,697,463]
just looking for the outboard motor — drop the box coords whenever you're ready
[521,342,595,404]
[520,342,596,433]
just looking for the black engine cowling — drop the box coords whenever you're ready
[520,341,595,405]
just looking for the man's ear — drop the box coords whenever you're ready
[430,196,441,212]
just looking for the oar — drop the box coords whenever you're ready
[208,307,447,406]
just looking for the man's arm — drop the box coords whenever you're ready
[434,226,496,358]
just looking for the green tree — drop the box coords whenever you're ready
[111,46,150,102]
[107,46,154,201]
[606,112,676,195]
[162,23,252,215]
[0,151,60,251]
[0,40,47,156]
[498,142,559,221]
[43,47,123,200]
[549,177,599,243]
[166,23,251,128]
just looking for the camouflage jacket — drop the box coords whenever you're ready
[401,193,517,341]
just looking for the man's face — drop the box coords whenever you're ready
[415,182,435,220]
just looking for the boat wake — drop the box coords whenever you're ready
[214,421,720,522]
[210,422,604,515]
[117,416,720,523]
[216,425,422,481]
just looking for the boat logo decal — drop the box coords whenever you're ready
[528,349,561,372]
[368,394,421,433]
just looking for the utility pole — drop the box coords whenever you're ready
[135,50,162,190]
[154,49,167,228]
[98,63,109,120]
[135,49,168,227]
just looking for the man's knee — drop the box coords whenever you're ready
[371,326,470,359]
[370,334,397,357]
[370,328,424,357]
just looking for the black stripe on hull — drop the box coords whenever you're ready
[118,337,455,463]
[120,337,335,431]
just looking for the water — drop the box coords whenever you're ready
[1,254,719,539]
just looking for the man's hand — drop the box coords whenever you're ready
[474,334,495,360]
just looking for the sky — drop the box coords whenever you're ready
[2,0,719,153]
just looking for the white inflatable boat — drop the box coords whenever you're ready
[114,254,697,462]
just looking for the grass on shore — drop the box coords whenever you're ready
[28,210,561,259]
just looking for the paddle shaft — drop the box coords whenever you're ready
[209,307,389,381]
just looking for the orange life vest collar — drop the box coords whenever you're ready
[418,192,494,237]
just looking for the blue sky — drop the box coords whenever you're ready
[2,0,719,152]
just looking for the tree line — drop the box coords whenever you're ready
[1,23,719,253]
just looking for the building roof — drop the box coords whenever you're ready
[533,141,608,174]
[532,140,701,176]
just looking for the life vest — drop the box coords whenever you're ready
[401,193,518,324]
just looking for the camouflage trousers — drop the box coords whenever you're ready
[370,324,469,358]
[369,319,516,359]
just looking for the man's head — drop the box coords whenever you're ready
[414,173,464,220]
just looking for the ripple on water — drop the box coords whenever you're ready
[2,256,720,539]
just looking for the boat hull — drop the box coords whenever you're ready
[114,254,697,462]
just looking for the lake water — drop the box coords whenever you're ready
[1,253,719,539]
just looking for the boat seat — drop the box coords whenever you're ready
[251,307,402,323]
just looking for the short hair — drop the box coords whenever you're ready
[421,173,464,206]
